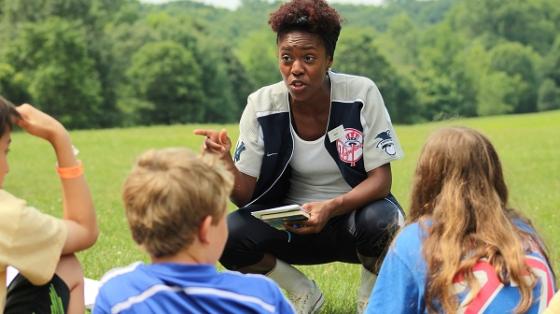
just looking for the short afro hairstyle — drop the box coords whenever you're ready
[269,0,342,58]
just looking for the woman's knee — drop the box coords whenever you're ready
[222,209,286,270]
[354,197,403,257]
[357,197,403,233]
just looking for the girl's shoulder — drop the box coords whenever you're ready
[391,222,427,256]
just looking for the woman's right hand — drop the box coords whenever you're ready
[15,104,68,144]
[193,128,232,159]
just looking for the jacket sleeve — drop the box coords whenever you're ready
[361,82,404,172]
[234,93,264,178]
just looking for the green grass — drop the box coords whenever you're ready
[6,111,560,313]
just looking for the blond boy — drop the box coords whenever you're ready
[94,148,294,313]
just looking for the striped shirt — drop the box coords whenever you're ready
[93,262,295,314]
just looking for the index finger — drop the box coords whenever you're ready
[193,129,216,137]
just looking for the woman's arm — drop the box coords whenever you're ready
[16,104,98,253]
[289,163,391,234]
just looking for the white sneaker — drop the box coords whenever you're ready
[356,299,368,314]
[356,268,377,313]
[290,280,324,314]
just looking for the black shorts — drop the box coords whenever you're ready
[5,273,69,314]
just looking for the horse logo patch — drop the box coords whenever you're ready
[375,130,396,156]
[336,128,363,167]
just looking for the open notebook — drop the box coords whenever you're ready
[6,266,100,309]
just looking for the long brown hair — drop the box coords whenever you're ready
[409,127,551,313]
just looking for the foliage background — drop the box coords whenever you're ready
[1,0,559,128]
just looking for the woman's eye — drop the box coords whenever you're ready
[281,55,292,63]
[304,55,316,63]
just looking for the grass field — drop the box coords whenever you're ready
[6,110,560,313]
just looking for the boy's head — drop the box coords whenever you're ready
[0,97,21,188]
[122,148,233,261]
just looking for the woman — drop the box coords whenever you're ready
[367,127,556,313]
[196,0,403,312]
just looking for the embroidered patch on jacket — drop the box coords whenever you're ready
[375,130,396,156]
[234,141,246,162]
[336,128,363,167]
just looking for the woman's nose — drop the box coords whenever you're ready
[291,59,304,76]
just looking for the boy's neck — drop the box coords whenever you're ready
[150,244,216,265]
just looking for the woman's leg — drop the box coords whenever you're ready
[352,194,404,272]
[351,194,404,313]
[220,205,326,313]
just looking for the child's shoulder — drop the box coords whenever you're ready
[99,262,145,287]
[394,222,426,246]
[220,270,281,293]
[389,222,427,260]
[0,189,26,209]
[221,270,276,285]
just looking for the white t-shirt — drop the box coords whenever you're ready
[284,124,352,205]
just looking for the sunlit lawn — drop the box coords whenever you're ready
[7,110,559,313]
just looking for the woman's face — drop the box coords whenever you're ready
[277,31,333,104]
[0,130,11,188]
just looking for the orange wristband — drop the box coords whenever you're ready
[56,160,84,179]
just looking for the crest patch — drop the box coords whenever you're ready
[375,130,396,156]
[336,128,363,167]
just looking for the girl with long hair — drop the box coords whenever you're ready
[367,127,556,313]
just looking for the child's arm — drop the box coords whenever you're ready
[16,104,98,253]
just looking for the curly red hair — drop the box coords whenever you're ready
[269,0,342,57]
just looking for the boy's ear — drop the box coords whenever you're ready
[198,215,213,244]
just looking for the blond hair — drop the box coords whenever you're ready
[409,127,551,313]
[123,148,233,258]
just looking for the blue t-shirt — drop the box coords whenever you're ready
[367,221,556,313]
[93,262,295,314]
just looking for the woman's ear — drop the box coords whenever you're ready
[198,215,213,244]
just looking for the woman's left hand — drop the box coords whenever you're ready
[286,200,336,234]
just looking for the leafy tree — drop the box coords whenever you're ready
[415,67,464,121]
[537,79,560,111]
[453,0,556,53]
[488,42,539,113]
[4,18,103,128]
[477,71,523,116]
[376,13,419,73]
[0,63,29,104]
[335,28,419,123]
[448,41,491,118]
[127,41,204,124]
[0,0,91,23]
[236,29,280,88]
[414,23,469,120]
[540,35,560,86]
[193,37,239,123]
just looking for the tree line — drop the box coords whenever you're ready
[0,0,559,128]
